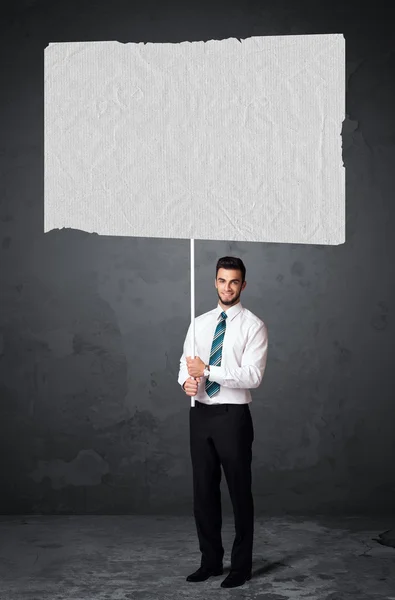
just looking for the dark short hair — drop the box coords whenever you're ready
[216,256,246,284]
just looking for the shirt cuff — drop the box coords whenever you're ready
[206,365,225,384]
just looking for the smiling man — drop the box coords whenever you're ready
[178,256,268,588]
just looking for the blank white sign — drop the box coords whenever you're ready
[44,34,345,245]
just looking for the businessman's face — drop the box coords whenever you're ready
[215,268,246,309]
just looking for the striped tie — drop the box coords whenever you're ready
[205,311,227,398]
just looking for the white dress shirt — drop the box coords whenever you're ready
[178,301,268,405]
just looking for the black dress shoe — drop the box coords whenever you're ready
[186,565,223,582]
[220,569,252,588]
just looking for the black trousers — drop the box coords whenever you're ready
[189,400,254,573]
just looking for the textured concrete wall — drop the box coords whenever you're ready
[1,1,394,515]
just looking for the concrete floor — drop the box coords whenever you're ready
[0,515,394,599]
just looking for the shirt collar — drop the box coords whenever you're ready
[216,301,243,322]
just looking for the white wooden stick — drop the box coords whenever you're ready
[190,238,196,408]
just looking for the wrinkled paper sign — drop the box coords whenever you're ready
[45,34,345,245]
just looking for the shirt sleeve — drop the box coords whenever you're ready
[208,322,268,389]
[177,322,192,389]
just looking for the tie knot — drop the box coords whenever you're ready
[221,311,227,320]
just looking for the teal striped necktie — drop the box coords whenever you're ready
[205,311,227,398]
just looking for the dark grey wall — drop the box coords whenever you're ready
[1,0,394,515]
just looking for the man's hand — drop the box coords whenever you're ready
[186,356,205,378]
[183,377,201,397]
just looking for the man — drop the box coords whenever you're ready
[177,256,268,589]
